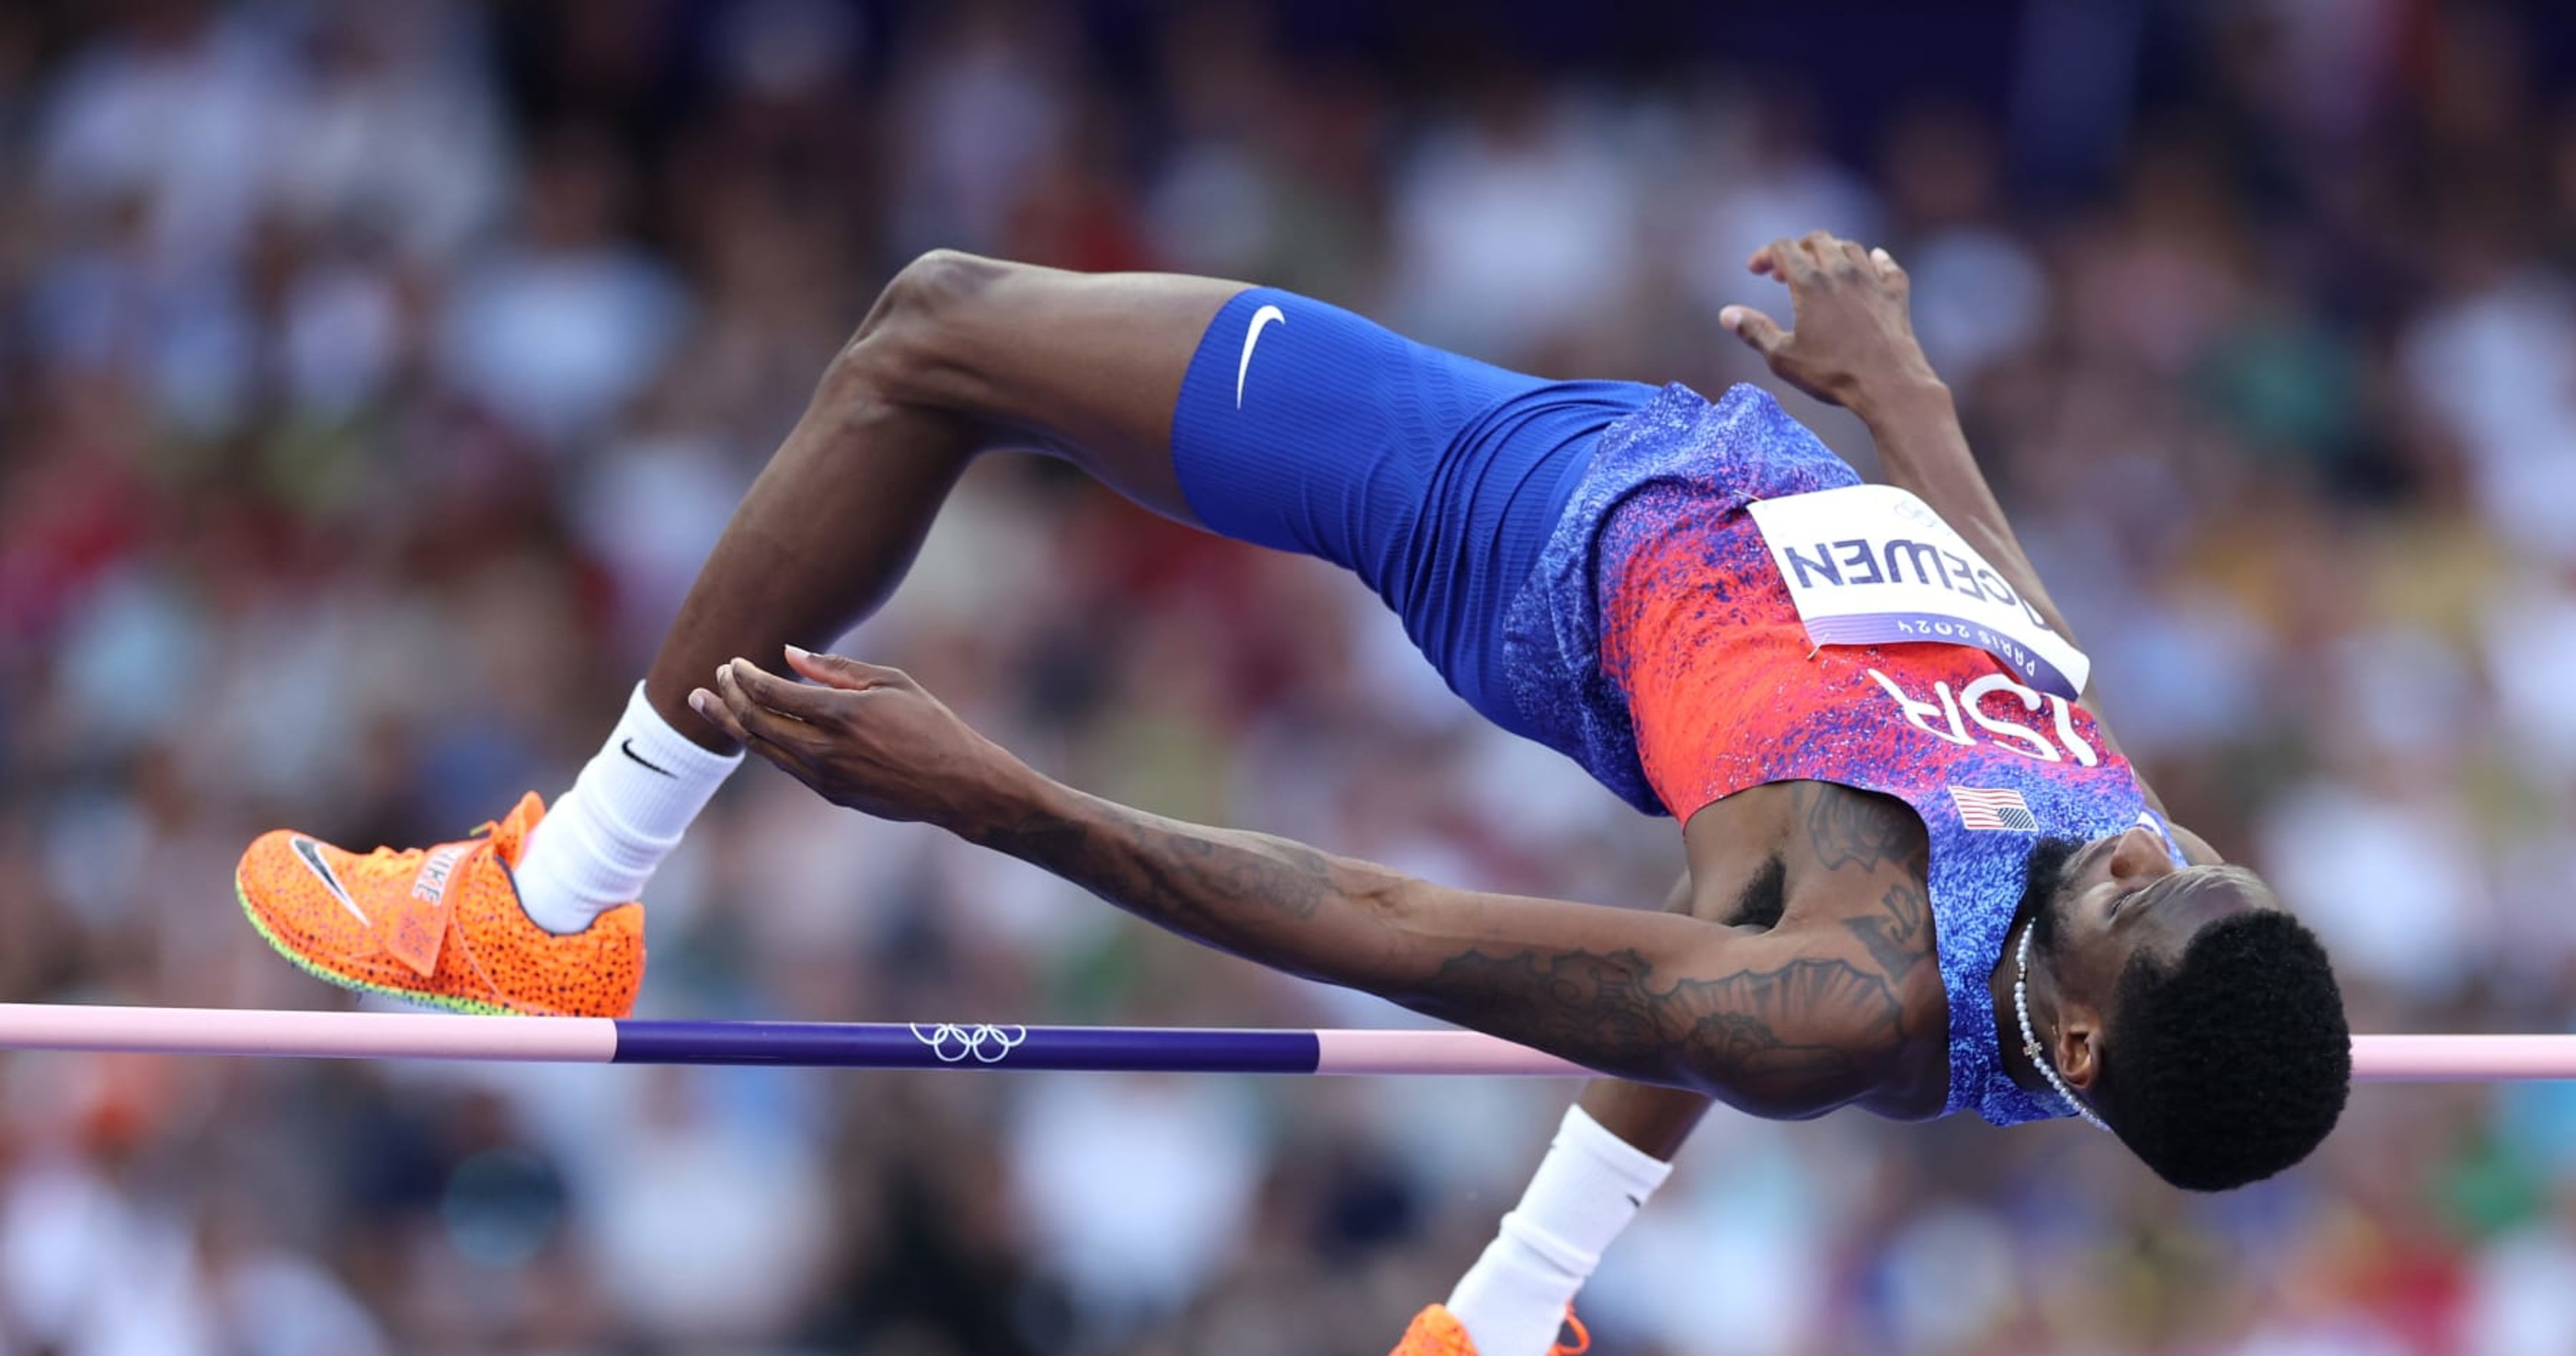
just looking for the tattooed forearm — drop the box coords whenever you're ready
[970,795,1361,980]
[959,779,1902,1118]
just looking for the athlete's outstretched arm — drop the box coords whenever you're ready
[1720,231,2207,845]
[1719,233,2086,655]
[694,650,1908,1119]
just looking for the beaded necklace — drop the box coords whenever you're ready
[2014,922,2112,1133]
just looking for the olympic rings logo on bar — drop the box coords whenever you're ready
[908,1022,1030,1064]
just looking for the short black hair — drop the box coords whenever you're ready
[2089,907,2351,1191]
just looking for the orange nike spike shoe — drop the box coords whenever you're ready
[235,792,643,1017]
[1388,1306,1590,1356]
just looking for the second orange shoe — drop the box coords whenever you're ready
[235,791,644,1017]
[1388,1305,1590,1356]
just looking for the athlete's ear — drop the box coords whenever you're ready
[1719,304,1787,359]
[2053,1010,2104,1092]
[785,645,904,692]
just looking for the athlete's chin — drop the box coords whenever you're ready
[2017,835,2090,952]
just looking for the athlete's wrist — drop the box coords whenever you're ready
[946,757,1073,848]
[1848,372,1951,426]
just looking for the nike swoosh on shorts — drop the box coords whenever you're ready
[1236,303,1284,407]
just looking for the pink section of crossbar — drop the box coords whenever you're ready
[0,1003,614,1062]
[2352,1035,2576,1082]
[1315,1029,1592,1077]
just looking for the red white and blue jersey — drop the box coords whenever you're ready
[1500,384,2177,1125]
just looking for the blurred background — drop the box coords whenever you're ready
[3,0,2575,1351]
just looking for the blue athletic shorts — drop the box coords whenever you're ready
[1169,288,1658,738]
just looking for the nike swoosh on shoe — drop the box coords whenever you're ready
[289,836,371,927]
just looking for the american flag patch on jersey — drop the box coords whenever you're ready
[1949,786,2038,831]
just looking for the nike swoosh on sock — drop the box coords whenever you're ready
[620,738,675,778]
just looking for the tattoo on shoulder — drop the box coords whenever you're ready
[1792,783,1925,874]
[1841,880,1929,981]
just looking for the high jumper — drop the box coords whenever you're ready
[233,231,2352,1356]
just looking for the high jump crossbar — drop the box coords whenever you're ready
[0,1005,2556,1081]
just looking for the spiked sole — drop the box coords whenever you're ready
[235,871,518,1018]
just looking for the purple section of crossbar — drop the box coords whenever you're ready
[610,1020,1323,1072]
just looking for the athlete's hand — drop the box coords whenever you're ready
[691,647,1029,829]
[1720,231,1941,414]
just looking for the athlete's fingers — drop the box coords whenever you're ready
[712,662,830,763]
[1719,304,1788,359]
[1870,246,1908,289]
[784,645,908,694]
[1790,237,1826,279]
[689,683,806,772]
[710,663,802,738]
[1838,239,1872,272]
[724,656,843,723]
[689,685,749,742]
[1760,237,1814,283]
[1798,230,1845,271]
[1748,241,1781,278]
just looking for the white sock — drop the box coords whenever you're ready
[514,684,742,934]
[1446,1105,1674,1356]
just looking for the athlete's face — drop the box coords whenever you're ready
[2032,828,2280,1064]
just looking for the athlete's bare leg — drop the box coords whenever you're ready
[663,249,1723,1221]
[645,252,1249,751]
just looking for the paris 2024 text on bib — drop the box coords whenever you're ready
[1744,483,2093,699]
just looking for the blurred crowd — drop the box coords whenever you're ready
[3,0,2576,1352]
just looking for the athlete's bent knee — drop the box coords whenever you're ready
[822,250,1015,411]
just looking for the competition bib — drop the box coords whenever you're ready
[1745,484,2091,698]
